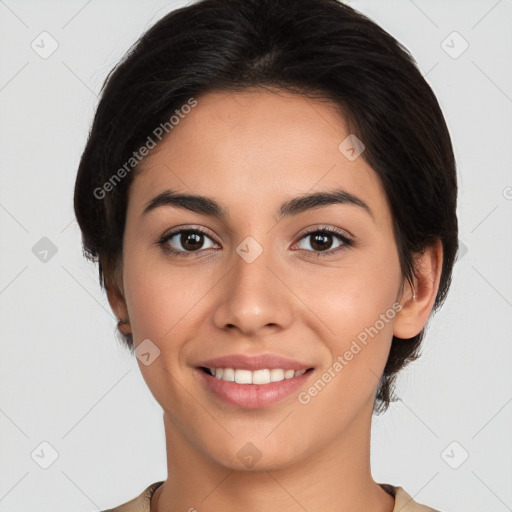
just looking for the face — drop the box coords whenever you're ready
[111,89,411,471]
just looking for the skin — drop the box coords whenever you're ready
[105,88,443,512]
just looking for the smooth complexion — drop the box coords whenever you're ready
[106,89,443,512]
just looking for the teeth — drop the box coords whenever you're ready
[222,368,234,381]
[235,369,252,384]
[209,367,308,384]
[252,369,270,385]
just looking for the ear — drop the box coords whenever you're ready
[102,257,132,336]
[393,238,443,339]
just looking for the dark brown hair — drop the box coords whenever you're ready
[74,0,459,413]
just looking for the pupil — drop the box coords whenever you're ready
[182,231,203,250]
[311,233,332,251]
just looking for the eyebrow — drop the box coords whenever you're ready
[141,188,374,221]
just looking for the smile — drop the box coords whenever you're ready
[196,366,315,409]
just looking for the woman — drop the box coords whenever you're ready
[74,0,458,510]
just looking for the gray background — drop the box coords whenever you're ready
[0,0,511,511]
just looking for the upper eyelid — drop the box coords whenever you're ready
[299,225,352,239]
[163,225,217,239]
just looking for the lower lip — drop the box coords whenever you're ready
[195,368,314,409]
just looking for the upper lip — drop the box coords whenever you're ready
[196,353,314,371]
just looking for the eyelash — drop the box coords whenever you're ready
[157,225,354,258]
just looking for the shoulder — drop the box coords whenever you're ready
[381,483,443,512]
[101,481,164,512]
[101,480,443,512]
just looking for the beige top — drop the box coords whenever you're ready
[102,481,441,511]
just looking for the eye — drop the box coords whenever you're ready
[158,226,219,257]
[294,226,353,257]
[157,225,354,258]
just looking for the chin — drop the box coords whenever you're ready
[201,434,307,473]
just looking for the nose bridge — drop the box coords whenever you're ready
[234,234,273,289]
[230,233,277,306]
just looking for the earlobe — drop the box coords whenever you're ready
[103,259,132,335]
[393,239,443,339]
[117,318,132,335]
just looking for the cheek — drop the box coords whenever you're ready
[124,270,174,341]
[309,243,401,373]
[298,285,399,428]
[314,247,400,325]
[120,254,201,407]
[122,248,209,341]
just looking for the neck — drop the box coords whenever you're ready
[151,403,395,512]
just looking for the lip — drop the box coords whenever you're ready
[195,353,313,371]
[195,366,315,409]
[193,353,315,409]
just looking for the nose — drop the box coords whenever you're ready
[212,241,294,337]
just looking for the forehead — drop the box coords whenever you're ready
[129,89,389,224]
